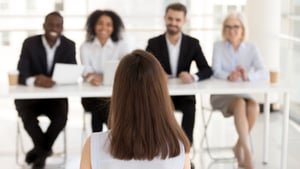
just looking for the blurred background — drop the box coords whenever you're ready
[0,0,299,168]
[0,0,299,123]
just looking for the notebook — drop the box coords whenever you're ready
[103,60,119,86]
[52,63,84,85]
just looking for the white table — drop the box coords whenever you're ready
[0,78,290,169]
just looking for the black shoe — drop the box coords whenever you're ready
[32,162,45,169]
[26,148,52,164]
[32,153,47,169]
[25,148,38,164]
[46,149,53,157]
[31,148,52,169]
[191,161,195,169]
[32,160,46,169]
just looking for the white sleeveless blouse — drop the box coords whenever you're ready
[90,131,185,169]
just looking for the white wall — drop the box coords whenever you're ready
[246,0,281,72]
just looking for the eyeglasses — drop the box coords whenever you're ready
[224,25,241,31]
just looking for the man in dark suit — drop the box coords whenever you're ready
[146,3,212,146]
[15,11,76,169]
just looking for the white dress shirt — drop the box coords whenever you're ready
[26,36,61,86]
[166,35,181,78]
[212,40,268,81]
[165,34,199,81]
[80,38,129,76]
[42,36,61,72]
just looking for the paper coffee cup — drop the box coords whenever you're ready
[269,71,279,84]
[8,70,19,86]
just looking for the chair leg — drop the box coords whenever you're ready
[249,133,254,154]
[200,107,213,148]
[43,127,67,168]
[200,95,235,161]
[16,118,21,165]
[62,127,67,165]
[16,117,26,166]
[81,111,87,148]
[48,127,67,168]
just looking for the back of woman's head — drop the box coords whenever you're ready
[109,49,190,160]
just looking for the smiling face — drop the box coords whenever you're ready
[164,9,186,35]
[223,18,244,44]
[43,14,63,43]
[94,15,113,43]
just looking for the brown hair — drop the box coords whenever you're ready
[108,49,190,160]
[165,2,187,16]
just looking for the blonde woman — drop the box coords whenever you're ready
[211,12,268,169]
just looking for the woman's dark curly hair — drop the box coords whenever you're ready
[85,10,125,42]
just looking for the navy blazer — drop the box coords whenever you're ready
[17,35,76,85]
[146,33,212,81]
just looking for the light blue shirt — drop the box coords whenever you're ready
[212,40,268,81]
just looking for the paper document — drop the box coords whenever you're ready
[103,60,119,86]
[52,63,84,85]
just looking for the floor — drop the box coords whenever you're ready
[0,96,300,169]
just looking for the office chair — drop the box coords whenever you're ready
[16,116,67,167]
[200,94,254,162]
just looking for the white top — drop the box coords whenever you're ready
[90,131,185,169]
[212,40,268,81]
[166,34,181,78]
[165,34,198,81]
[42,35,61,72]
[80,38,129,76]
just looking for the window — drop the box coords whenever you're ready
[0,0,9,11]
[1,32,10,46]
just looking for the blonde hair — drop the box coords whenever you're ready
[222,12,248,41]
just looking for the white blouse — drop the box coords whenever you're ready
[80,38,130,76]
[90,131,186,169]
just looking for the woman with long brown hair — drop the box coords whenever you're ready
[80,50,190,169]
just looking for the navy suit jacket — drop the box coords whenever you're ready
[146,33,212,80]
[17,35,76,85]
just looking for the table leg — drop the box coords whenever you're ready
[281,92,289,169]
[263,93,270,164]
